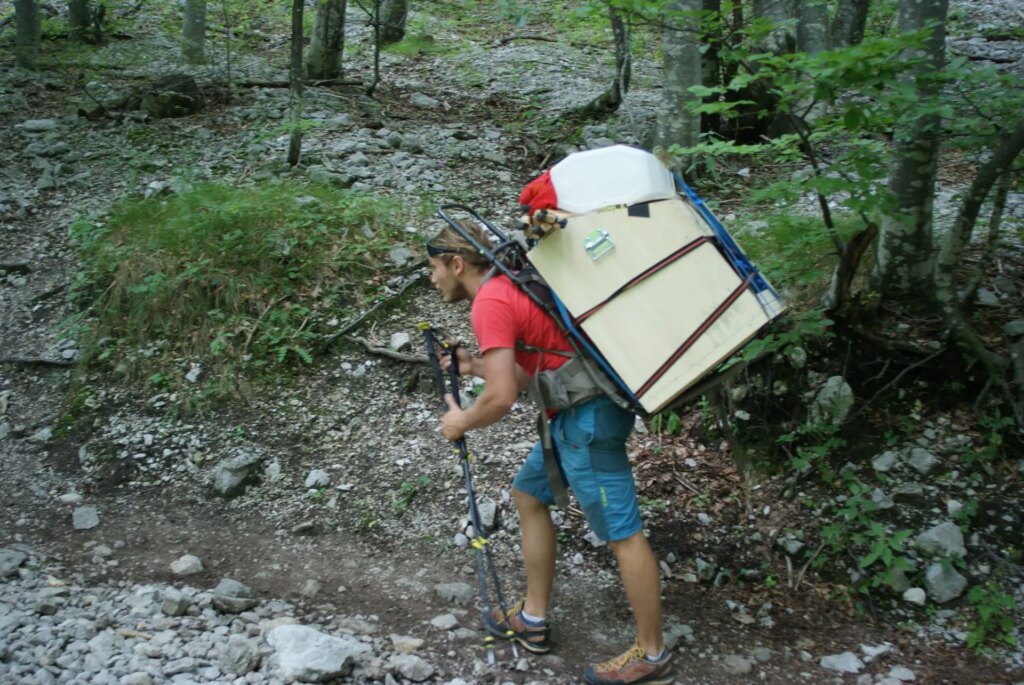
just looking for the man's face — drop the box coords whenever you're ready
[428,255,470,303]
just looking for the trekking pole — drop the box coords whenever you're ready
[418,324,518,665]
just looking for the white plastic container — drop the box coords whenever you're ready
[549,145,676,214]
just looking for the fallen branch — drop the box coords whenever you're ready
[344,335,427,364]
[1,262,31,274]
[320,270,424,350]
[0,358,75,368]
[497,34,559,45]
[793,541,826,592]
[852,347,945,421]
[237,79,363,89]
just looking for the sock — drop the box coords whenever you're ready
[644,648,669,663]
[519,609,546,626]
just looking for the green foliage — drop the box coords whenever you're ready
[392,475,432,515]
[383,35,450,56]
[967,583,1018,651]
[650,410,683,436]
[70,181,417,392]
[815,476,915,607]
[964,411,1016,465]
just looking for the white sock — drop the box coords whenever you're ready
[520,609,546,625]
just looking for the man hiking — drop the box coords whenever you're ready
[426,220,674,685]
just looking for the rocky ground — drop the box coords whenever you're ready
[2,1,1024,684]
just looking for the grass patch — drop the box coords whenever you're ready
[70,181,422,392]
[383,34,452,57]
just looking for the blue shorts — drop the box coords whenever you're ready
[512,395,642,542]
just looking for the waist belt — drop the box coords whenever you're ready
[525,354,631,509]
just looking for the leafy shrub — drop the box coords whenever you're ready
[70,181,418,385]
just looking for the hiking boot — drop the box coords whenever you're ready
[584,643,674,685]
[487,599,552,654]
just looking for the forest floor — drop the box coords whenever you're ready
[1,1,1023,684]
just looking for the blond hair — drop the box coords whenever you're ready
[427,219,492,271]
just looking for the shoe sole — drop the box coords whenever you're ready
[486,626,552,654]
[584,667,675,685]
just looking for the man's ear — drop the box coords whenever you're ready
[450,254,465,276]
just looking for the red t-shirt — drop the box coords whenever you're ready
[471,275,571,377]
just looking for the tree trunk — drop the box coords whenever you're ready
[379,0,407,45]
[932,120,1024,375]
[306,0,347,81]
[182,0,207,64]
[653,0,703,174]
[567,7,631,119]
[753,0,795,54]
[701,0,722,136]
[795,0,829,54]
[15,0,41,70]
[287,0,304,167]
[68,0,92,43]
[872,0,950,303]
[832,0,870,48]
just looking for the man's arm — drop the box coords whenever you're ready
[439,347,519,440]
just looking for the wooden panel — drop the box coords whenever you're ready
[575,241,770,411]
[527,197,712,315]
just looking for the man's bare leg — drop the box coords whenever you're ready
[609,531,664,656]
[513,487,556,618]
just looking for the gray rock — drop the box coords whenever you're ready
[170,554,203,576]
[211,578,258,613]
[0,548,27,577]
[975,288,999,306]
[695,557,717,582]
[163,657,197,676]
[871,450,898,472]
[325,113,352,128]
[388,246,415,267]
[211,450,262,496]
[390,634,424,653]
[347,151,370,166]
[808,376,854,426]
[305,469,330,488]
[267,624,370,683]
[888,665,916,681]
[924,563,967,603]
[902,587,926,605]
[161,587,191,616]
[871,488,894,509]
[914,521,966,558]
[1004,320,1024,340]
[20,119,58,132]
[477,497,497,532]
[409,93,441,108]
[389,332,412,352]
[430,613,459,630]
[390,654,435,682]
[434,582,474,606]
[307,165,355,188]
[120,673,153,685]
[72,506,99,530]
[906,447,938,475]
[385,131,404,148]
[722,654,753,675]
[300,579,321,597]
[820,651,865,673]
[217,635,260,675]
[892,483,925,499]
[28,426,53,443]
[860,643,894,663]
